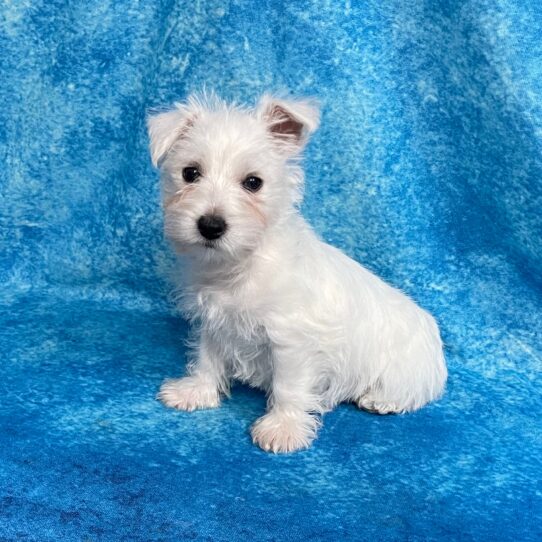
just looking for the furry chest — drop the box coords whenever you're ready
[205,302,268,349]
[201,297,272,389]
[195,287,263,336]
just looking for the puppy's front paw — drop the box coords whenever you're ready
[157,377,220,411]
[251,409,318,453]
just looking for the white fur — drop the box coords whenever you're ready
[148,93,447,453]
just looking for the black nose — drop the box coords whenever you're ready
[197,214,227,240]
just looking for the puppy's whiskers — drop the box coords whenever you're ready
[164,185,196,209]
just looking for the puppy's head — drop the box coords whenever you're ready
[147,93,319,261]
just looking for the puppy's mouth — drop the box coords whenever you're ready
[201,239,220,249]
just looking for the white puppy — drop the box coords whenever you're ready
[147,93,447,453]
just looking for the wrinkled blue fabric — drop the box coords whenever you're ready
[1,1,541,540]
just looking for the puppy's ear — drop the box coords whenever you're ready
[257,95,320,152]
[146,104,193,168]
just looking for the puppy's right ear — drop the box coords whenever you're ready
[146,105,192,168]
[257,95,320,153]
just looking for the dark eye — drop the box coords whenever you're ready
[182,166,200,183]
[242,176,263,192]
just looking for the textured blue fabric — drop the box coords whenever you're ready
[1,1,541,540]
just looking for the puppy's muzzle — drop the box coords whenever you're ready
[197,214,227,240]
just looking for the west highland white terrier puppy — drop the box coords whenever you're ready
[147,93,447,453]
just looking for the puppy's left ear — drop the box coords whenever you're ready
[257,95,320,152]
[146,105,192,168]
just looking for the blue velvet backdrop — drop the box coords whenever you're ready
[1,1,541,540]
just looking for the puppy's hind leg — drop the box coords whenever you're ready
[355,306,447,415]
[356,339,446,416]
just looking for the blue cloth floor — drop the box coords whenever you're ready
[1,1,541,540]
